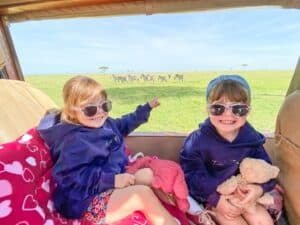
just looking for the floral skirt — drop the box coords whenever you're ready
[82,189,114,225]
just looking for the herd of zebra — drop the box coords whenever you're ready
[111,73,184,83]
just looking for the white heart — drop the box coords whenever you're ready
[0,200,12,218]
[0,180,12,198]
[47,200,54,212]
[44,219,54,225]
[25,157,37,167]
[18,134,33,144]
[41,179,50,192]
[5,161,23,175]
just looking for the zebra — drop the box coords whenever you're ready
[158,75,167,82]
[174,74,184,82]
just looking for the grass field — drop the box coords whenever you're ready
[26,71,293,133]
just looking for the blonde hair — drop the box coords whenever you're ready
[207,80,250,105]
[61,76,107,123]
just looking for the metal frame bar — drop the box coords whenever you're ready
[0,17,23,80]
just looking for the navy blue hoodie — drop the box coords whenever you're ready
[37,103,152,219]
[180,119,276,207]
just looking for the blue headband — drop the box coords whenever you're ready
[206,74,251,101]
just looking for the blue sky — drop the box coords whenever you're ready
[10,7,300,75]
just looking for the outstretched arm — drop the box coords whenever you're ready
[114,97,160,136]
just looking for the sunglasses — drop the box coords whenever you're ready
[207,103,250,117]
[80,100,112,117]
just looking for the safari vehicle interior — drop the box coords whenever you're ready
[1,1,300,225]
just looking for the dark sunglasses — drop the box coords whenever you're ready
[81,100,112,117]
[207,103,250,117]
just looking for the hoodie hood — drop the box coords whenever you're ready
[200,118,265,148]
[37,112,81,149]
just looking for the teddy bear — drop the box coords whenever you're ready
[216,157,280,211]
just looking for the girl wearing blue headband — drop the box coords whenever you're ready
[180,75,277,225]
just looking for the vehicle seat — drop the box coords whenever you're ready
[0,79,57,143]
[275,90,300,225]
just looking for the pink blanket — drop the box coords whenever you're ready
[126,156,189,212]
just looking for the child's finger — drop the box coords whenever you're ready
[236,187,247,198]
[237,195,252,205]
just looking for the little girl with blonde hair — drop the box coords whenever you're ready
[38,75,179,225]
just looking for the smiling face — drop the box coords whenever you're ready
[61,76,108,128]
[207,80,250,142]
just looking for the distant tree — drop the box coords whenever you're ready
[98,66,109,73]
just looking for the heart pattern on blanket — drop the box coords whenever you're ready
[5,161,23,175]
[23,168,35,182]
[41,179,50,192]
[0,200,12,218]
[18,134,33,144]
[26,143,39,152]
[44,219,54,225]
[0,179,12,198]
[26,156,37,167]
[16,221,30,225]
[22,195,39,211]
[22,195,45,219]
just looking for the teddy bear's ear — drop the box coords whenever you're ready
[240,158,280,183]
[270,165,280,178]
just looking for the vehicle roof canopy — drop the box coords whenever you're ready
[0,0,300,23]
[0,0,299,84]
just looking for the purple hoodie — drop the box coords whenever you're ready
[37,103,151,219]
[180,119,276,207]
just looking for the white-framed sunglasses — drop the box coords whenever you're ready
[75,100,112,117]
[207,103,250,117]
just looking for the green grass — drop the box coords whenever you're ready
[25,70,293,133]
